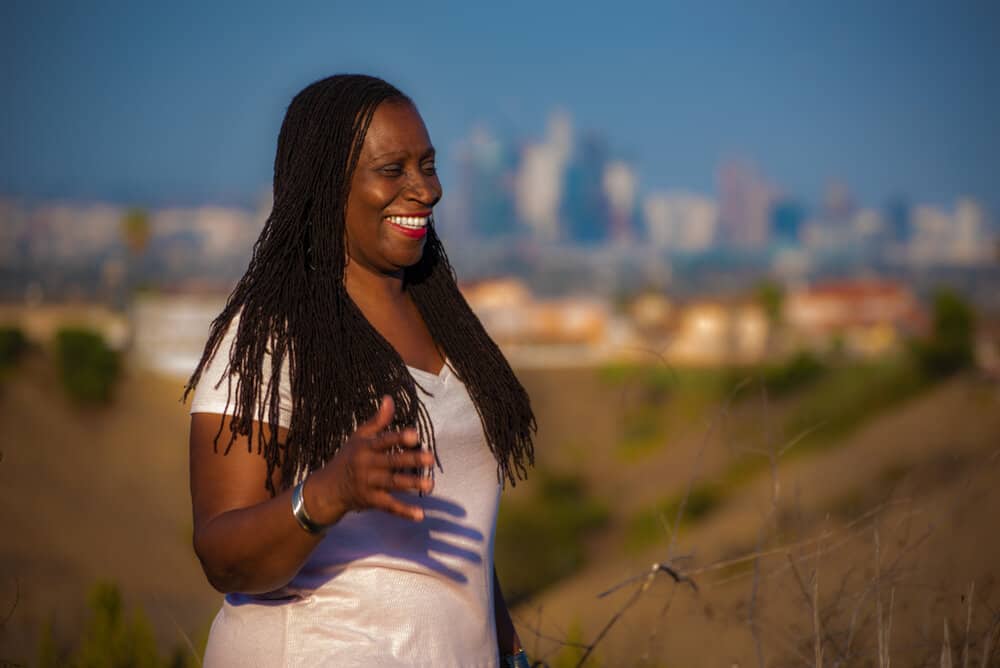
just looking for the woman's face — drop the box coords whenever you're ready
[344,99,442,277]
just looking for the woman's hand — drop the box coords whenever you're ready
[308,395,434,524]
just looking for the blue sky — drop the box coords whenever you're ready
[1,0,998,213]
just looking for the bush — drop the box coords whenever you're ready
[55,327,121,404]
[495,470,608,604]
[0,325,28,371]
[627,482,722,552]
[37,581,198,668]
[759,350,827,397]
[911,288,976,379]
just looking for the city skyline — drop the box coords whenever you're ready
[1,1,998,213]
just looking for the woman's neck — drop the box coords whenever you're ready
[343,260,407,311]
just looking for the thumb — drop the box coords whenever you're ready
[357,395,395,436]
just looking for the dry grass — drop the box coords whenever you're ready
[513,367,1000,667]
[1,350,998,666]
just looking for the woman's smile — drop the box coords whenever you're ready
[344,99,442,275]
[384,212,432,239]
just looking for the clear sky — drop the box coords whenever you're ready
[1,0,998,213]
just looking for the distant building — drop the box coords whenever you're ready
[770,198,806,248]
[784,279,925,357]
[456,126,519,240]
[603,160,638,244]
[906,199,994,267]
[461,277,608,346]
[715,160,775,250]
[642,192,717,252]
[515,112,572,243]
[665,299,769,366]
[883,197,912,244]
[561,132,611,245]
[460,277,615,366]
[130,293,227,377]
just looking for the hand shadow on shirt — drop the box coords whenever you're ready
[310,493,485,585]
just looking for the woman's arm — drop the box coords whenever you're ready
[190,395,433,594]
[493,568,523,656]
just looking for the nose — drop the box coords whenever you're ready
[406,170,442,208]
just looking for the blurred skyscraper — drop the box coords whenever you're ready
[715,160,775,249]
[455,125,519,240]
[642,192,717,252]
[770,198,806,248]
[515,112,572,243]
[602,160,638,245]
[884,197,912,244]
[561,131,611,245]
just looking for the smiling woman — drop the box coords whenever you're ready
[344,99,441,273]
[182,75,535,667]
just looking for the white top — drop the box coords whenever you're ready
[190,321,502,667]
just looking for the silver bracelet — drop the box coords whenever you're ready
[291,479,326,534]
[502,649,530,668]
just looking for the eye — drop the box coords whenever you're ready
[421,160,437,176]
[378,164,403,176]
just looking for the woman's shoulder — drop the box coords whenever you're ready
[188,312,293,428]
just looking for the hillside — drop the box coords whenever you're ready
[513,368,1000,666]
[0,352,997,666]
[0,352,220,663]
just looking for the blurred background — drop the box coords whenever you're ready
[2,1,999,666]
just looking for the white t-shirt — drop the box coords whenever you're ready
[190,321,502,667]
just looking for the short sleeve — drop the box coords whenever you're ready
[189,316,293,429]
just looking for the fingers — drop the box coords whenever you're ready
[356,395,395,437]
[370,490,426,522]
[369,467,433,495]
[371,427,420,451]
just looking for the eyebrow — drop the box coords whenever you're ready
[368,147,436,163]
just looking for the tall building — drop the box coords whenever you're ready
[715,160,774,249]
[602,160,638,244]
[561,132,611,245]
[883,196,912,244]
[513,112,572,243]
[770,198,806,248]
[952,198,991,265]
[642,192,717,252]
[455,125,518,240]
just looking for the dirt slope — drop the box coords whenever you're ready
[512,376,1000,666]
[0,353,220,663]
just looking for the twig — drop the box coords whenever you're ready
[876,523,884,668]
[813,571,824,668]
[942,618,954,668]
[981,612,1000,667]
[962,582,973,668]
[150,591,202,667]
[0,578,17,629]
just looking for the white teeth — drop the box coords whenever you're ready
[386,215,430,229]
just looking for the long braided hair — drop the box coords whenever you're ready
[184,74,535,495]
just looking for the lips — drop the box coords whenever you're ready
[384,213,432,239]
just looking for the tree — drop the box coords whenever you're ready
[55,327,120,403]
[120,208,151,256]
[912,288,976,378]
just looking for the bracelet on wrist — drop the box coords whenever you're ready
[291,478,326,534]
[502,648,530,668]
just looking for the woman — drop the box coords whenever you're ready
[185,74,535,667]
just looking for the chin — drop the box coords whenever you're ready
[390,245,426,269]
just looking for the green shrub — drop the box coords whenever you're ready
[627,483,722,552]
[74,582,160,668]
[55,327,120,403]
[759,350,826,396]
[780,356,927,453]
[910,288,975,379]
[495,470,608,604]
[37,581,199,668]
[0,325,28,371]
